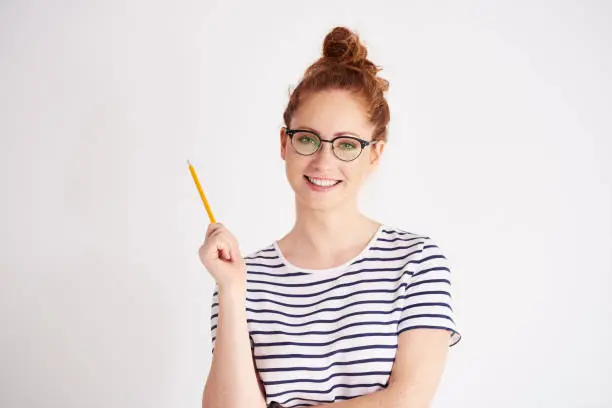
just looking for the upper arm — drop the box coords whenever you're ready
[397,237,460,343]
[387,328,451,405]
[388,237,461,405]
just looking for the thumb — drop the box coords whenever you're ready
[216,237,238,262]
[219,247,231,261]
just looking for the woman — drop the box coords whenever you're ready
[201,27,461,408]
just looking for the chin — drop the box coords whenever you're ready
[298,188,348,211]
[299,196,342,212]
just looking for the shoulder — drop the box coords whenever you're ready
[379,225,430,247]
[378,225,446,260]
[242,243,289,279]
[244,243,277,262]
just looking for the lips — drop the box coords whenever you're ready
[304,175,342,188]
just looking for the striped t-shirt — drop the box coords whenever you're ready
[210,225,461,408]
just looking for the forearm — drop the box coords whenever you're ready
[202,286,266,408]
[317,386,429,408]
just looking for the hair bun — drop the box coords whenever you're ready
[323,27,367,64]
[322,26,380,77]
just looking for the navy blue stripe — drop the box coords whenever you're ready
[246,301,452,335]
[377,236,422,243]
[400,301,453,314]
[247,288,450,318]
[270,381,387,399]
[353,246,440,265]
[247,259,424,291]
[250,316,453,349]
[248,270,311,278]
[246,262,285,268]
[211,322,458,354]
[244,247,275,259]
[217,288,403,311]
[382,229,417,236]
[397,325,456,336]
[247,264,412,292]
[212,300,451,328]
[250,319,398,337]
[420,253,447,262]
[418,253,446,262]
[369,242,422,252]
[407,278,450,290]
[249,273,411,295]
[264,371,391,386]
[247,287,407,317]
[245,307,395,328]
[257,357,396,373]
[351,248,423,265]
[247,256,446,291]
[248,277,409,306]
[404,290,450,300]
[255,344,397,360]
[398,313,455,325]
[246,255,279,260]
[412,266,450,278]
[255,331,398,347]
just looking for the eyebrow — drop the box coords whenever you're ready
[293,125,363,139]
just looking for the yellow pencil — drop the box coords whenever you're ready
[187,160,216,223]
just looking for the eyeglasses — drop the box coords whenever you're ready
[284,128,379,162]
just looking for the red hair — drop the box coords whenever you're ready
[283,27,391,141]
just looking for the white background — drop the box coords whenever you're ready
[1,1,611,407]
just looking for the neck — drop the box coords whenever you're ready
[284,197,380,258]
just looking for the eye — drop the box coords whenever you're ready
[336,138,360,150]
[298,135,317,145]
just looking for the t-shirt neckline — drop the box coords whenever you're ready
[272,223,385,274]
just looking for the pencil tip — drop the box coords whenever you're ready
[187,159,191,166]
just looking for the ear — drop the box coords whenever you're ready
[369,140,385,167]
[280,127,288,161]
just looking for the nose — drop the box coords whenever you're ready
[310,140,336,163]
[318,140,338,156]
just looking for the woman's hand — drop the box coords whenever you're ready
[198,223,247,292]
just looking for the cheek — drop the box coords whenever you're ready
[285,153,309,175]
[343,162,369,183]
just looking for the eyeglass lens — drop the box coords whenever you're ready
[291,131,363,161]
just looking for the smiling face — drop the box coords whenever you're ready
[280,89,385,212]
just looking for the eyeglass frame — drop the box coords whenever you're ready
[283,127,380,162]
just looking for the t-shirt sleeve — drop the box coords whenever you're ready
[398,236,461,346]
[210,283,256,354]
[210,284,219,354]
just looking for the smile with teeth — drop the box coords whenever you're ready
[304,175,342,187]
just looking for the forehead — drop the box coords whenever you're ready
[290,89,374,137]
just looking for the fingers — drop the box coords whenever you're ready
[208,223,239,246]
[206,222,224,239]
[202,223,240,262]
[219,246,231,261]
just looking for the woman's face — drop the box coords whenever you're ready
[280,89,385,212]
